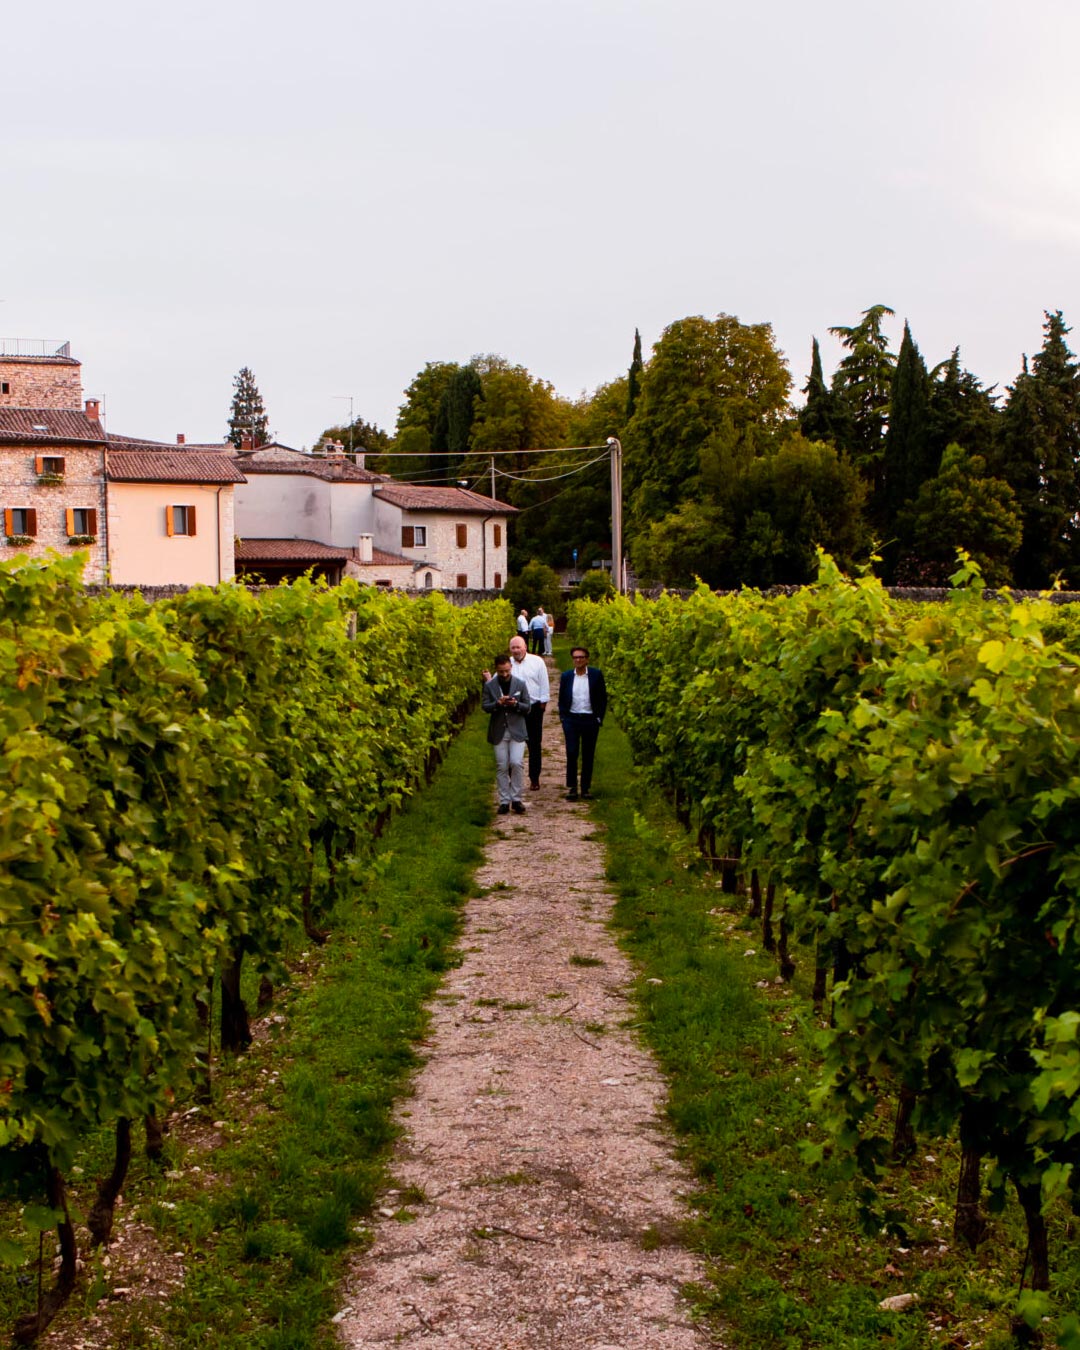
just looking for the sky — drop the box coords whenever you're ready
[4,0,1080,449]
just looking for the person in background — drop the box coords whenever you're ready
[508,634,550,790]
[517,609,530,636]
[544,609,555,656]
[529,606,548,654]
[482,654,532,815]
[558,646,607,802]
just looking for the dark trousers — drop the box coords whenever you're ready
[529,628,546,654]
[525,702,545,786]
[562,714,600,792]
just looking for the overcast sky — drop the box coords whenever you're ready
[4,0,1079,449]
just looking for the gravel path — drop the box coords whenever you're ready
[336,683,721,1349]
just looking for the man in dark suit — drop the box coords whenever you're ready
[558,646,608,801]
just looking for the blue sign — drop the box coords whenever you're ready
[572,548,578,564]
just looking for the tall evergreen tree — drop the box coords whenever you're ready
[799,336,848,446]
[436,365,484,482]
[999,310,1080,585]
[626,328,643,420]
[927,348,1000,466]
[828,304,896,508]
[226,367,270,448]
[882,322,933,532]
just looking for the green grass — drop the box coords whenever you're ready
[588,713,1080,1350]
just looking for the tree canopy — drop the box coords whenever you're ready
[226,367,270,448]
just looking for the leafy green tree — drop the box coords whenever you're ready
[882,322,934,540]
[388,360,461,478]
[505,559,561,624]
[827,304,896,501]
[574,569,616,601]
[626,328,643,420]
[227,367,270,448]
[314,416,391,461]
[440,364,484,474]
[624,314,792,526]
[998,310,1080,586]
[630,499,732,588]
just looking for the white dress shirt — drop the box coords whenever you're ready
[511,651,550,704]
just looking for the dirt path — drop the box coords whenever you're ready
[337,679,720,1348]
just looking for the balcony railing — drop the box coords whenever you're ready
[0,339,71,358]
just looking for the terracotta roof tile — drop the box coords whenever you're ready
[373,484,516,514]
[235,538,353,562]
[235,451,383,483]
[106,451,246,484]
[0,409,105,443]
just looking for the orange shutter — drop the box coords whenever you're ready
[87,509,98,535]
[34,456,44,474]
[166,505,175,537]
[187,505,197,537]
[25,509,37,537]
[65,509,75,535]
[402,525,414,548]
[3,509,11,536]
[456,523,467,548]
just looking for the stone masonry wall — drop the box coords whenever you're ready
[0,446,107,582]
[0,357,83,410]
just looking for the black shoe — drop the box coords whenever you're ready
[564,789,578,801]
[511,800,525,814]
[580,790,593,800]
[497,803,510,815]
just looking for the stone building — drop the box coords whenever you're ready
[0,340,244,585]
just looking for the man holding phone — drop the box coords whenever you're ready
[481,653,532,815]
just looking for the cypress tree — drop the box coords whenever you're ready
[799,337,843,444]
[626,328,643,420]
[1000,311,1080,585]
[883,322,933,531]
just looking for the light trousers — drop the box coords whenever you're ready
[494,731,526,804]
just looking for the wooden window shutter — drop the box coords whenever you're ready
[456,523,467,548]
[65,508,75,535]
[401,525,414,548]
[34,455,44,474]
[3,509,11,536]
[166,505,175,537]
[456,573,467,588]
[494,523,502,547]
[187,505,197,537]
[494,571,502,590]
[87,508,98,535]
[25,509,37,537]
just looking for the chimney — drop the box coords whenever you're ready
[176,433,186,445]
[241,433,254,451]
[85,397,101,421]
[357,533,373,563]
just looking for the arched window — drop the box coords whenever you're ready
[424,572,433,589]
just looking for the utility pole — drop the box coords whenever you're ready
[490,456,496,503]
[333,396,354,457]
[607,437,624,592]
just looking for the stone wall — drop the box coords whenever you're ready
[0,356,83,410]
[0,445,107,582]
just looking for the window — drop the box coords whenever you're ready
[424,572,433,589]
[375,579,392,587]
[494,572,502,590]
[166,504,197,537]
[35,456,65,476]
[0,382,9,395]
[65,508,98,537]
[456,573,468,588]
[493,523,502,547]
[401,524,426,548]
[455,522,467,548]
[4,507,37,538]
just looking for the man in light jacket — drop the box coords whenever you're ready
[482,653,532,814]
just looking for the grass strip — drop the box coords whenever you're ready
[136,715,493,1348]
[589,716,1080,1350]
